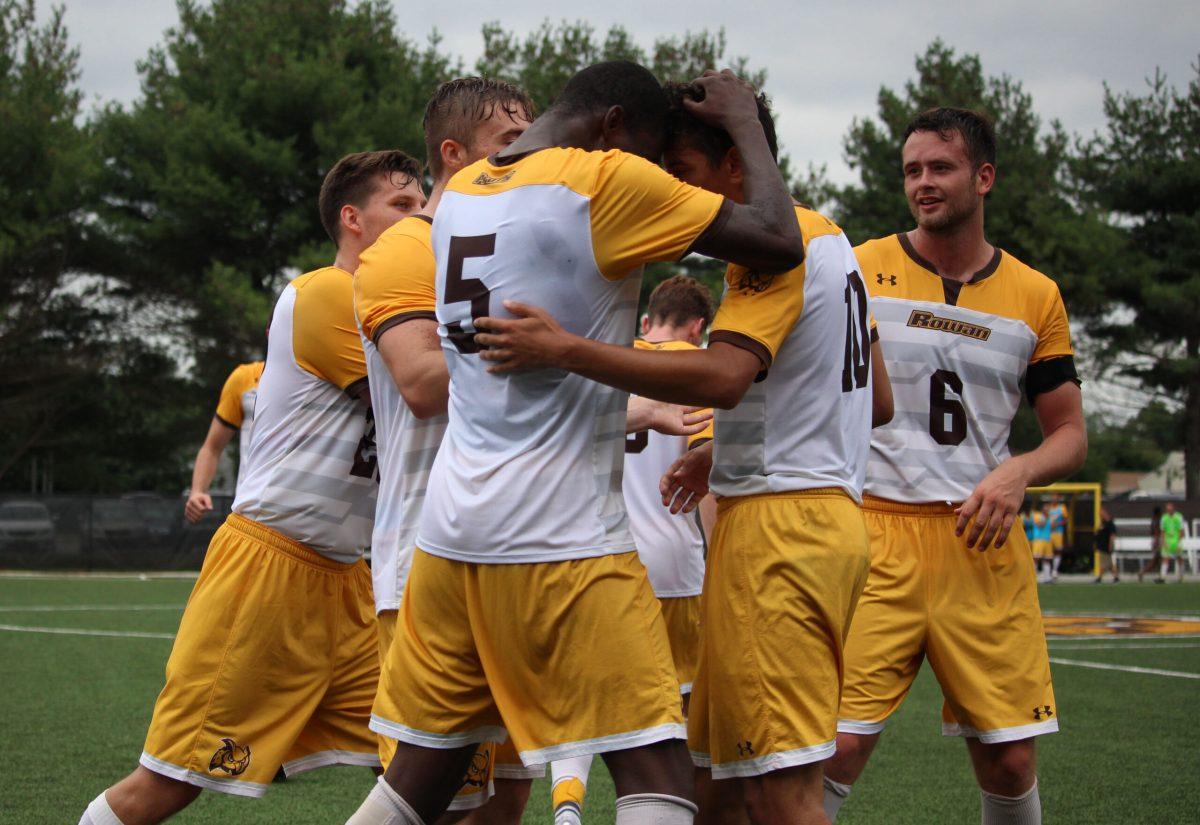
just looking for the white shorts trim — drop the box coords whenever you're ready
[369,715,508,749]
[447,780,494,811]
[708,740,837,779]
[494,762,547,780]
[282,749,381,777]
[139,752,269,798]
[941,719,1060,743]
[517,722,686,766]
[690,750,711,768]
[679,682,693,696]
[837,718,887,735]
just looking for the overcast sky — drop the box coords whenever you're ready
[54,0,1198,185]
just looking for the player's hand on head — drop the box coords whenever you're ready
[475,300,573,374]
[660,440,714,515]
[955,458,1029,551]
[184,492,213,525]
[683,69,759,129]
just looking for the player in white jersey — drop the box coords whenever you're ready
[347,64,804,825]
[184,359,264,523]
[550,276,718,825]
[78,151,425,825]
[822,108,1087,825]
[476,84,891,825]
[356,77,537,822]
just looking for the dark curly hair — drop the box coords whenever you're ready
[663,81,779,166]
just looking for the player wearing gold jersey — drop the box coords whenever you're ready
[347,64,802,825]
[476,84,890,825]
[184,360,264,523]
[823,109,1087,825]
[78,152,426,825]
[355,77,537,822]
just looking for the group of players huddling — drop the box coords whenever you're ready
[79,60,1087,825]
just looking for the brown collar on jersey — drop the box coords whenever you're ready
[896,232,1003,306]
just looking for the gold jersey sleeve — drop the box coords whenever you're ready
[215,362,262,428]
[709,206,844,374]
[291,267,369,393]
[354,215,437,344]
[633,338,715,444]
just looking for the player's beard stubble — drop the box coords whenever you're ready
[909,180,980,234]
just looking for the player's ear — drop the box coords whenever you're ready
[338,203,361,240]
[441,138,467,174]
[975,162,996,196]
[599,105,626,149]
[724,146,744,186]
[640,314,650,335]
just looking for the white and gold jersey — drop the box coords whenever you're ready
[355,214,447,612]
[234,266,376,562]
[709,206,875,501]
[856,233,1077,503]
[417,147,724,564]
[214,361,264,492]
[624,339,713,598]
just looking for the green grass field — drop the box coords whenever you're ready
[2,574,1197,824]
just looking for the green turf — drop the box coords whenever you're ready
[1,575,1196,823]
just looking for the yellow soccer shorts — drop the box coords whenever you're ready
[688,490,870,779]
[660,595,701,695]
[1051,532,1065,552]
[376,610,499,808]
[1031,539,1053,560]
[141,514,380,797]
[838,497,1059,744]
[371,549,684,767]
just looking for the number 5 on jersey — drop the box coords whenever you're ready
[444,233,496,354]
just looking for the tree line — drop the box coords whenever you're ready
[0,0,1195,496]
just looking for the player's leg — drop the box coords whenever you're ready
[696,492,870,825]
[928,524,1055,825]
[825,499,930,820]
[354,550,508,823]
[82,516,338,823]
[468,740,539,824]
[550,755,594,824]
[84,768,200,825]
[472,552,695,822]
[966,737,1041,824]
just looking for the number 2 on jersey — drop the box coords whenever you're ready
[445,233,496,353]
[842,272,871,392]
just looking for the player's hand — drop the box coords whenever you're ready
[184,491,213,525]
[475,301,575,373]
[660,440,714,515]
[627,396,712,437]
[955,457,1030,551]
[683,69,760,130]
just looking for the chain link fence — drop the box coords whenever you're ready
[0,494,233,570]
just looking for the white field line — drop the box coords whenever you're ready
[0,571,197,580]
[0,623,175,640]
[0,604,182,613]
[1048,642,1200,650]
[1049,657,1200,680]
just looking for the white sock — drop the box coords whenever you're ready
[1051,556,1061,575]
[552,755,594,824]
[345,777,426,825]
[981,781,1041,825]
[80,792,125,825]
[1162,561,1169,578]
[823,776,852,822]
[615,793,698,823]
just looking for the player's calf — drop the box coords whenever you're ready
[82,767,201,825]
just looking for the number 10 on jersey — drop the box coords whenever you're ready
[843,272,871,392]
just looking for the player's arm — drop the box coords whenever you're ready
[870,339,893,427]
[681,71,804,273]
[479,302,760,409]
[660,439,714,515]
[956,381,1086,551]
[185,418,236,524]
[376,319,447,419]
[626,396,714,436]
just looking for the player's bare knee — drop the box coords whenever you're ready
[605,740,695,801]
[108,767,201,823]
[827,731,878,783]
[481,778,531,823]
[974,739,1036,796]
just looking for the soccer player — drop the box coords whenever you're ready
[823,108,1087,825]
[78,150,426,825]
[549,275,718,825]
[355,76,538,822]
[1094,507,1119,583]
[474,85,891,825]
[1048,495,1068,581]
[1031,501,1054,582]
[1160,501,1187,582]
[346,64,804,825]
[183,359,264,524]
